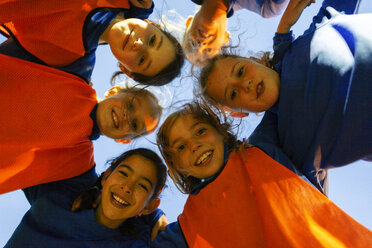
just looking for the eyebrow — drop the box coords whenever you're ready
[224,62,239,101]
[120,164,154,188]
[170,121,202,147]
[143,35,163,72]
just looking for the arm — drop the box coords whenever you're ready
[125,0,154,19]
[151,222,188,248]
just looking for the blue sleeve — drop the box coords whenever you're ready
[124,2,154,19]
[21,167,98,205]
[151,222,188,248]
[272,31,294,65]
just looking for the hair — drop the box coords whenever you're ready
[111,28,185,86]
[72,148,167,212]
[156,100,239,194]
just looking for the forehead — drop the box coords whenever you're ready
[118,155,157,180]
[168,114,215,141]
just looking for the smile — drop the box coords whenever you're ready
[111,193,130,207]
[256,81,264,98]
[123,29,133,50]
[195,150,213,166]
[112,110,119,129]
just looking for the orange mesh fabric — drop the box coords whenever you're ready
[0,54,97,193]
[0,0,130,66]
[179,147,372,248]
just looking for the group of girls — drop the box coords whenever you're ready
[0,0,371,247]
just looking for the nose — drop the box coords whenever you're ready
[121,183,134,195]
[240,80,252,93]
[191,141,201,153]
[132,38,143,50]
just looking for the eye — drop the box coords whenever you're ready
[177,144,185,152]
[196,128,206,136]
[237,66,244,77]
[139,55,145,65]
[138,183,149,192]
[230,89,238,101]
[119,171,128,177]
[149,35,156,46]
[204,48,212,54]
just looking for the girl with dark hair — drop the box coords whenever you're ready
[152,101,372,248]
[5,148,168,248]
[198,0,370,193]
[0,0,184,86]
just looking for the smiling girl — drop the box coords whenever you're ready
[152,101,372,248]
[5,148,168,247]
[0,0,184,85]
[198,0,371,193]
[0,54,161,194]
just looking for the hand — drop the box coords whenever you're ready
[151,214,169,241]
[277,0,316,33]
[129,0,153,9]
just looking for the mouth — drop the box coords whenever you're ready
[111,193,130,208]
[256,81,265,99]
[111,110,119,129]
[122,29,133,50]
[195,150,213,167]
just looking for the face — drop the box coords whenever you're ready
[167,114,225,179]
[108,18,176,77]
[206,57,280,112]
[96,92,160,139]
[97,155,158,228]
[183,14,230,66]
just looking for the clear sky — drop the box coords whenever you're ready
[0,0,371,246]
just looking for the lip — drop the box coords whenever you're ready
[111,110,119,129]
[194,150,213,167]
[110,193,130,209]
[122,29,133,50]
[256,81,265,99]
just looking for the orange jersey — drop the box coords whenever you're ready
[0,0,130,67]
[0,54,97,193]
[179,147,372,248]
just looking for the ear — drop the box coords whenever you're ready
[104,85,121,98]
[223,31,231,46]
[185,16,193,28]
[115,138,132,144]
[119,64,134,78]
[144,19,161,29]
[139,198,161,216]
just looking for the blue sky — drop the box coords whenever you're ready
[0,0,371,246]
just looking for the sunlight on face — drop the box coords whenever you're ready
[167,114,225,179]
[206,56,280,112]
[108,18,176,77]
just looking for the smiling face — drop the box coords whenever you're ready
[205,56,280,112]
[96,154,159,229]
[108,18,176,77]
[96,92,160,139]
[167,114,225,179]
[183,13,230,66]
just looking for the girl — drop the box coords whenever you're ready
[198,0,370,192]
[152,101,372,248]
[0,54,161,194]
[0,0,184,86]
[183,0,290,66]
[5,148,168,247]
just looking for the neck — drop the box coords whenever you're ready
[99,16,122,44]
[94,203,126,229]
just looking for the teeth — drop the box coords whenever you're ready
[257,83,262,94]
[112,111,118,128]
[196,151,212,166]
[113,194,129,206]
